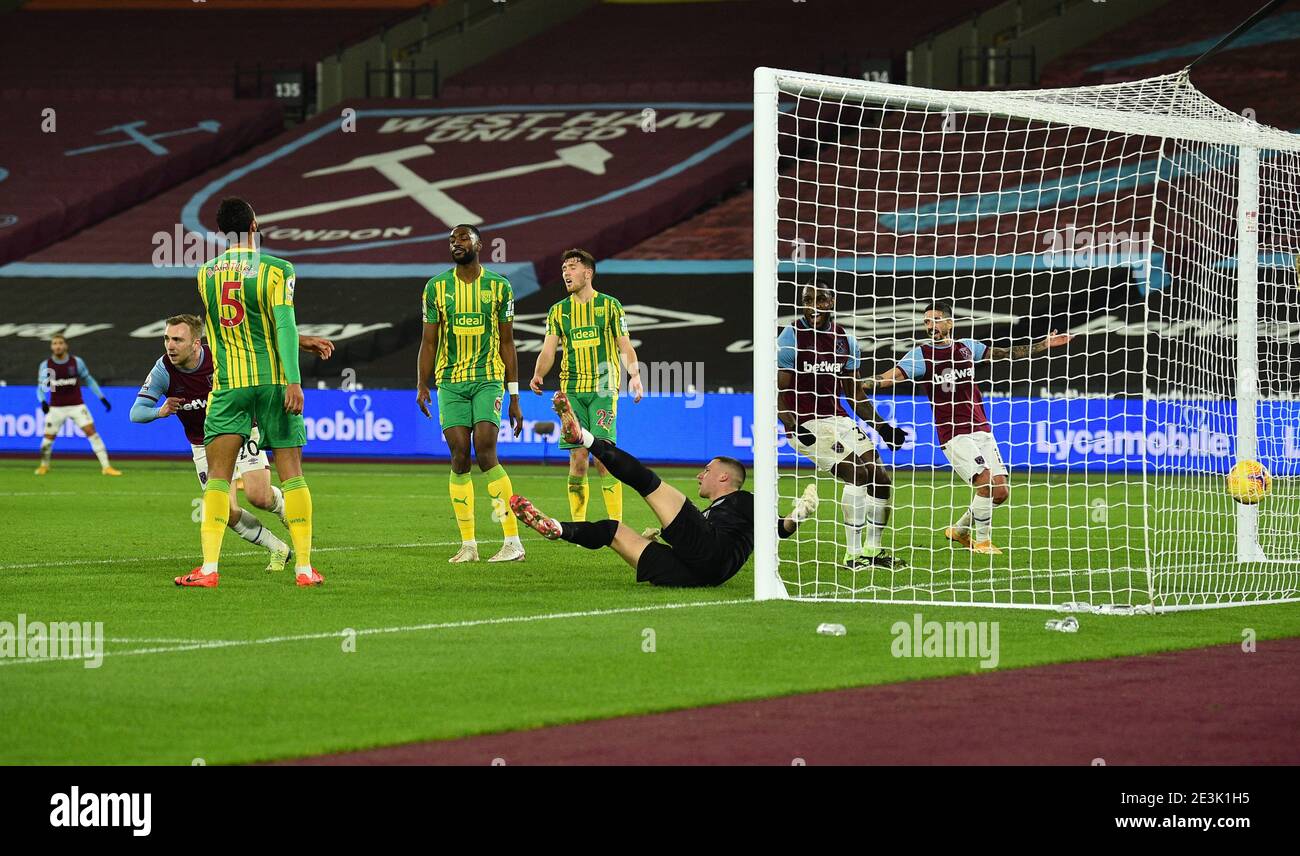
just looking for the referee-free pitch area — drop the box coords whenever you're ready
[2,459,1298,764]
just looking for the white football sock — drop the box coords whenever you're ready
[953,509,973,533]
[88,434,110,468]
[39,438,53,467]
[969,493,995,542]
[229,507,260,543]
[841,484,868,555]
[504,534,523,549]
[581,428,595,448]
[258,528,289,553]
[231,508,287,553]
[864,492,891,550]
[269,485,285,516]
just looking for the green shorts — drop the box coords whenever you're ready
[560,391,617,450]
[205,385,306,448]
[438,380,504,430]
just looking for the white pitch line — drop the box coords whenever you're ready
[0,491,80,497]
[0,540,466,571]
[0,598,752,668]
[107,638,241,645]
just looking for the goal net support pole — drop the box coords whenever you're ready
[753,66,788,601]
[1236,145,1266,562]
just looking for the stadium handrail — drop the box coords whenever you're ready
[316,0,595,110]
[907,0,1172,88]
[393,0,515,62]
[329,0,440,60]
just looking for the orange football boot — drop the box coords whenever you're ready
[175,568,219,588]
[295,568,324,587]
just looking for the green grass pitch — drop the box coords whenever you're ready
[779,468,1300,608]
[2,457,1298,764]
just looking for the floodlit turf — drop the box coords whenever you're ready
[2,457,1299,764]
[778,469,1300,608]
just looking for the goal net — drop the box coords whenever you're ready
[752,67,1300,612]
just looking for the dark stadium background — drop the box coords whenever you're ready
[5,0,1297,385]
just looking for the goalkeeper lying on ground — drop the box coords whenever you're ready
[510,392,817,587]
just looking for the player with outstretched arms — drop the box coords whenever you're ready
[869,300,1072,555]
[177,197,322,588]
[131,314,333,572]
[416,224,526,564]
[509,393,820,587]
[777,278,907,570]
[530,248,644,523]
[34,333,121,476]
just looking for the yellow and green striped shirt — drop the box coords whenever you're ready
[423,267,515,384]
[197,248,297,391]
[546,291,627,394]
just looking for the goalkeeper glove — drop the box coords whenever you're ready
[877,421,907,451]
[40,401,49,414]
[796,423,816,447]
[100,397,112,413]
[789,483,820,524]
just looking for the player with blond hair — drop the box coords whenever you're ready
[131,313,333,572]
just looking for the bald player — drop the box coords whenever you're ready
[417,224,525,564]
[777,277,907,570]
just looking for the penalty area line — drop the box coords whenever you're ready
[0,598,754,667]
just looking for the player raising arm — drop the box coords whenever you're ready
[777,278,907,570]
[530,248,644,523]
[131,314,333,572]
[416,224,526,564]
[868,300,1072,555]
[35,334,121,476]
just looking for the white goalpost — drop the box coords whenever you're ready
[753,66,1300,612]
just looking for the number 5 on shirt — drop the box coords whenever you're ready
[220,281,245,328]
